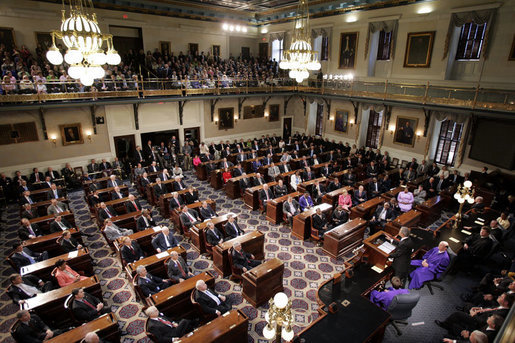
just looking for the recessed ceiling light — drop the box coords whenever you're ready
[346,15,357,23]
[417,6,432,14]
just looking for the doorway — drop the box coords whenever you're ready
[141,129,180,150]
[283,117,292,139]
[113,134,135,163]
[241,47,250,60]
[259,43,268,60]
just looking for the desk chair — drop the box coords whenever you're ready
[64,294,84,324]
[190,289,217,323]
[387,292,420,336]
[423,247,457,295]
[310,221,322,244]
[145,318,159,343]
[227,247,244,283]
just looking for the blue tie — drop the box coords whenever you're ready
[22,251,35,264]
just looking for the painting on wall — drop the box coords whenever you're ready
[213,45,220,57]
[509,34,515,61]
[268,104,280,122]
[334,110,349,133]
[160,41,170,55]
[0,27,16,51]
[35,32,52,50]
[218,108,234,130]
[338,32,358,69]
[60,123,84,146]
[393,116,418,147]
[189,43,199,56]
[404,31,435,68]
[243,105,264,119]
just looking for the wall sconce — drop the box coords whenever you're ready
[50,134,57,147]
[214,116,219,125]
[349,119,355,127]
[234,114,239,123]
[389,125,396,134]
[416,131,423,141]
[264,111,269,118]
[329,115,335,121]
[86,130,92,143]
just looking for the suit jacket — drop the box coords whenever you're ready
[106,179,121,188]
[21,209,38,220]
[283,200,300,216]
[332,209,349,224]
[232,168,244,177]
[137,273,168,297]
[99,206,118,221]
[49,218,72,232]
[274,185,288,198]
[47,202,69,215]
[11,248,43,271]
[47,188,63,200]
[153,184,166,199]
[173,181,186,191]
[167,256,190,282]
[87,163,99,174]
[373,206,395,222]
[137,216,156,231]
[169,197,184,210]
[259,188,275,203]
[18,223,42,240]
[368,182,382,196]
[465,235,493,258]
[29,172,45,184]
[152,232,179,251]
[110,190,125,200]
[302,171,314,181]
[354,190,368,203]
[147,316,183,343]
[367,165,379,177]
[120,241,144,263]
[239,178,252,190]
[183,191,199,204]
[343,173,356,185]
[206,228,224,246]
[61,237,80,252]
[179,210,200,228]
[312,185,326,199]
[225,221,244,239]
[299,196,313,211]
[19,195,35,205]
[253,177,266,186]
[390,238,414,276]
[11,313,49,343]
[99,162,111,170]
[199,206,216,220]
[8,275,44,304]
[72,292,102,322]
[232,249,254,270]
[312,214,328,231]
[125,199,142,213]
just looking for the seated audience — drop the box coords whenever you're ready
[120,237,145,263]
[152,226,179,252]
[8,273,53,304]
[194,280,231,316]
[397,187,414,212]
[409,241,450,289]
[71,287,111,322]
[12,310,62,342]
[225,214,245,239]
[145,305,194,342]
[167,251,193,282]
[53,259,88,287]
[103,218,133,241]
[11,241,48,271]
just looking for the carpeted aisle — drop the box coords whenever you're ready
[0,170,472,343]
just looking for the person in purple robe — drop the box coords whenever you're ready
[370,276,410,311]
[408,241,450,289]
[397,187,414,212]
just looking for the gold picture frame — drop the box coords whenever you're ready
[509,34,515,61]
[338,32,358,69]
[268,104,280,122]
[393,116,419,147]
[404,31,435,68]
[59,123,84,146]
[334,110,349,133]
[218,108,234,130]
[35,32,52,50]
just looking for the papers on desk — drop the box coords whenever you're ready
[377,241,396,254]
[20,266,27,275]
[68,250,79,258]
[152,226,164,232]
[156,251,170,259]
[371,266,384,273]
[474,220,484,225]
[461,230,472,235]
[449,237,460,243]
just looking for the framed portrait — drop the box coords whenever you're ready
[218,108,234,130]
[35,32,52,50]
[509,34,515,61]
[213,45,220,57]
[189,43,199,56]
[268,104,280,122]
[0,27,16,51]
[338,32,358,69]
[243,105,264,119]
[160,41,170,55]
[404,31,435,68]
[59,123,84,146]
[393,116,419,147]
[334,110,349,133]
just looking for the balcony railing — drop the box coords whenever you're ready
[1,77,514,112]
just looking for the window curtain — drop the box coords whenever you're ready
[364,20,398,60]
[311,28,331,60]
[269,32,285,42]
[442,9,496,60]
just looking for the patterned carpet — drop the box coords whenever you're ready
[0,170,464,343]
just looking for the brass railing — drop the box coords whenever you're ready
[1,78,514,112]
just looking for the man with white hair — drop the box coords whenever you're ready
[152,226,179,252]
[83,332,102,343]
[106,174,120,188]
[173,176,186,191]
[125,194,142,213]
[137,266,172,297]
[409,241,450,289]
[145,305,193,341]
[231,242,261,272]
[194,280,231,316]
[167,251,193,283]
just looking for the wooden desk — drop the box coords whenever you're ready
[30,186,66,202]
[350,197,384,220]
[322,218,368,259]
[171,200,216,235]
[20,249,93,281]
[29,198,69,217]
[178,309,248,343]
[149,272,215,319]
[110,211,141,231]
[96,185,129,202]
[23,228,82,256]
[407,175,427,190]
[292,203,333,240]
[46,313,120,343]
[225,173,256,199]
[322,186,353,208]
[213,231,265,278]
[363,231,398,269]
[125,246,187,278]
[266,191,302,224]
[191,214,233,254]
[94,197,129,220]
[210,167,236,190]
[380,186,404,201]
[276,170,296,185]
[124,226,163,255]
[384,210,422,236]
[331,169,351,183]
[298,176,327,195]
[311,162,331,177]
[29,211,75,233]
[416,196,444,226]
[242,258,284,307]
[243,182,277,210]
[23,276,101,326]
[242,157,264,173]
[146,179,175,205]
[159,188,196,219]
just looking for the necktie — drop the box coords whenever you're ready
[56,205,62,213]
[113,181,117,187]
[54,190,58,198]
[82,299,97,310]
[36,174,39,182]
[106,208,112,218]
[133,201,138,211]
[58,221,66,230]
[212,229,219,239]
[187,212,195,222]
[28,197,33,204]
[27,226,35,236]
[158,318,173,327]
[266,191,270,201]
[232,223,240,235]
[22,251,35,264]
[176,261,186,277]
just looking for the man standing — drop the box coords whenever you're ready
[389,227,414,283]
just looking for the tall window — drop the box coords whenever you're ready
[365,110,383,149]
[455,22,487,60]
[435,120,464,166]
[313,36,329,62]
[376,30,392,60]
[271,39,283,62]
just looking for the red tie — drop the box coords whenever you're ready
[266,191,270,201]
[176,261,186,277]
[106,208,112,217]
[133,201,139,211]
[82,299,97,311]
[158,318,173,326]
[36,174,40,182]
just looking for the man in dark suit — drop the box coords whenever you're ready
[10,242,48,271]
[367,161,379,178]
[173,177,186,191]
[167,251,193,283]
[368,178,382,198]
[183,187,199,204]
[106,175,121,188]
[98,202,118,221]
[29,168,44,185]
[19,218,42,240]
[424,177,438,198]
[302,167,314,182]
[99,159,111,171]
[259,184,275,213]
[120,237,145,263]
[152,226,179,252]
[452,227,493,273]
[137,209,156,231]
[390,227,414,283]
[353,185,368,205]
[137,266,173,297]
[179,206,201,231]
[148,161,160,173]
[45,167,60,181]
[145,305,194,342]
[8,274,53,305]
[435,174,449,193]
[224,215,244,239]
[332,205,349,226]
[343,172,356,186]
[327,178,342,192]
[21,204,38,220]
[447,170,463,185]
[169,192,185,211]
[19,190,34,205]
[125,194,142,213]
[71,288,111,322]
[110,186,125,200]
[253,173,266,186]
[369,202,395,233]
[274,179,288,198]
[232,164,244,177]
[11,310,62,342]
[239,173,253,192]
[49,215,73,232]
[153,178,166,200]
[311,180,326,204]
[199,201,217,220]
[194,280,231,316]
[231,242,261,272]
[312,207,332,239]
[442,314,503,343]
[86,159,99,176]
[205,221,225,246]
[47,184,63,200]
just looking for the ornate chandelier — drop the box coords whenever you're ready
[46,0,121,86]
[279,0,321,83]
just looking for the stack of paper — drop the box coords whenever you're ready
[378,241,396,254]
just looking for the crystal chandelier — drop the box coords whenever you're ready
[279,0,321,83]
[46,0,121,86]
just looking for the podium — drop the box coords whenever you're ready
[213,231,265,277]
[363,230,398,269]
[242,258,284,307]
[322,218,368,259]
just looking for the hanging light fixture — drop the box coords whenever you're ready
[46,0,121,86]
[279,0,321,83]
